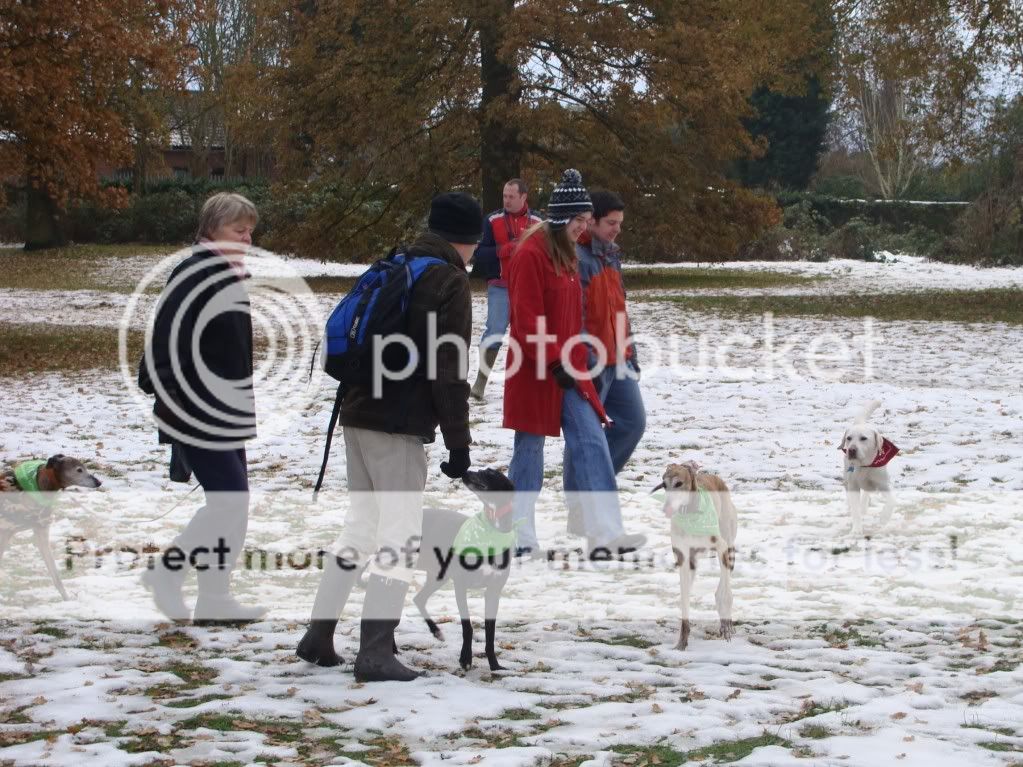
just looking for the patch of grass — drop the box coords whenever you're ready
[0,243,177,292]
[340,735,418,765]
[0,707,33,724]
[963,723,1016,737]
[33,624,69,639]
[978,657,1020,674]
[613,733,792,765]
[811,622,883,649]
[157,630,198,650]
[178,712,245,732]
[499,708,541,721]
[168,662,217,686]
[783,698,850,723]
[0,322,144,376]
[0,728,65,748]
[459,726,525,749]
[799,723,833,739]
[961,690,998,705]
[605,634,658,649]
[979,740,1023,752]
[0,672,28,683]
[649,288,1023,324]
[623,267,821,291]
[163,693,234,709]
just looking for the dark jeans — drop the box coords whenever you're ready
[172,445,249,595]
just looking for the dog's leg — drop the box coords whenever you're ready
[413,577,447,640]
[878,489,896,527]
[716,543,735,642]
[484,583,504,671]
[32,526,69,601]
[847,488,864,536]
[675,545,697,650]
[455,584,473,671]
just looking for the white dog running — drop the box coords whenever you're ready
[840,400,899,536]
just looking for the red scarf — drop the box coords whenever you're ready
[869,438,900,467]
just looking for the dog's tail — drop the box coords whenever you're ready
[855,399,882,424]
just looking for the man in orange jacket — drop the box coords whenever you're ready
[469,178,542,399]
[565,190,647,535]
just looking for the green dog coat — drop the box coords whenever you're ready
[452,512,517,558]
[672,487,720,538]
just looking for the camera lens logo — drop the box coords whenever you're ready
[120,245,324,449]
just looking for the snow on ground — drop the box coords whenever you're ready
[1,254,1021,766]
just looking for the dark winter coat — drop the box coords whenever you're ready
[139,247,255,445]
[339,232,473,449]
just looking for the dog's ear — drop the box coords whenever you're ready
[46,454,65,468]
[871,428,885,455]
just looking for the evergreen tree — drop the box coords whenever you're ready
[736,76,831,191]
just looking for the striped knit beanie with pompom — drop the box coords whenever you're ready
[546,168,593,228]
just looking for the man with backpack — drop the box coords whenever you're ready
[297,192,483,682]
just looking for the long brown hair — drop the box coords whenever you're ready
[518,220,578,276]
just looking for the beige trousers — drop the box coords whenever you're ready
[331,426,427,582]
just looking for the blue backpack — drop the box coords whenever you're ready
[315,248,446,495]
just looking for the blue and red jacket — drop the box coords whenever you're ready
[576,231,637,366]
[471,206,542,287]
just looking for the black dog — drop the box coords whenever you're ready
[413,468,515,671]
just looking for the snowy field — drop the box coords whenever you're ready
[1,252,1021,766]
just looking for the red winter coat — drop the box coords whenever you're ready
[503,230,608,436]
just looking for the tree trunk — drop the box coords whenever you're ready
[478,0,521,213]
[24,183,67,250]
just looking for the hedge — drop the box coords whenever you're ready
[774,192,968,235]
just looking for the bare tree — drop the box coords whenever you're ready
[851,72,923,198]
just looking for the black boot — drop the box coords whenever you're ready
[296,555,360,667]
[353,575,419,682]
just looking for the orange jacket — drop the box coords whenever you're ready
[576,231,635,366]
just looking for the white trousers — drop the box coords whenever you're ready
[331,426,427,582]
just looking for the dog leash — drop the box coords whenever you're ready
[141,483,202,522]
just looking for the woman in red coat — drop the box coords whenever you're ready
[504,169,647,559]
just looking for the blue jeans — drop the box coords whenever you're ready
[480,284,510,350]
[175,445,249,593]
[564,362,646,519]
[509,388,624,551]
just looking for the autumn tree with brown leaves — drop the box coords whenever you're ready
[235,0,823,260]
[0,0,187,249]
[832,0,1023,199]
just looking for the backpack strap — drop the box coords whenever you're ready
[313,382,346,500]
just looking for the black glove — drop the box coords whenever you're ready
[628,356,641,379]
[550,363,575,390]
[440,447,471,479]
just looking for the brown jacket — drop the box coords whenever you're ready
[339,232,472,449]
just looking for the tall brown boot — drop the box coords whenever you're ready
[470,346,500,400]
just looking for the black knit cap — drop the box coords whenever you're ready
[546,168,593,228]
[428,192,484,244]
